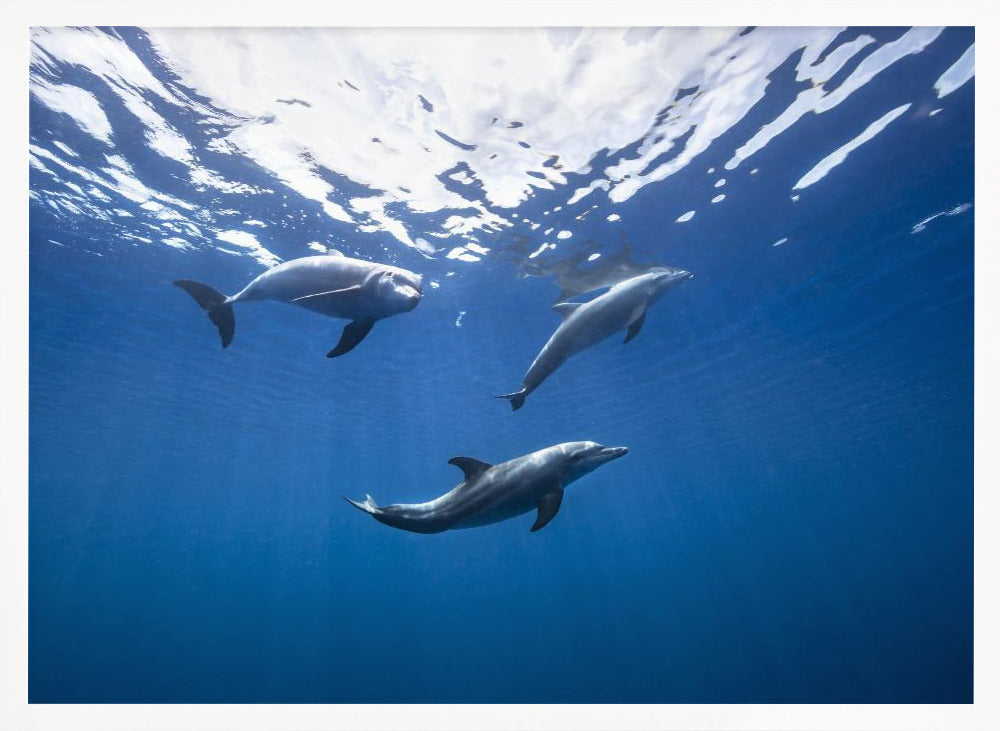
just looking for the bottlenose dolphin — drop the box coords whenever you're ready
[345,441,628,534]
[174,252,423,357]
[498,268,692,410]
[516,239,673,302]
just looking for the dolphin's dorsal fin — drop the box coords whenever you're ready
[448,456,492,483]
[531,486,564,532]
[291,285,361,303]
[552,302,582,320]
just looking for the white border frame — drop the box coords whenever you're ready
[2,2,996,729]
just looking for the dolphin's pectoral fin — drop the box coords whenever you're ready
[623,311,646,344]
[292,285,361,304]
[552,302,582,320]
[327,318,375,358]
[623,312,646,343]
[531,487,564,532]
[448,456,493,483]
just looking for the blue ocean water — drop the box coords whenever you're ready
[28,26,973,703]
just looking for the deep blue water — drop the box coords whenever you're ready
[29,26,973,703]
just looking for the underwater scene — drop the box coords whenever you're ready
[29,27,973,703]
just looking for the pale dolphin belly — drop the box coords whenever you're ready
[376,481,538,531]
[449,495,538,529]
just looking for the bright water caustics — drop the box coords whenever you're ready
[346,442,629,533]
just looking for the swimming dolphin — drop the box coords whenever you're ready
[498,268,692,410]
[516,238,670,302]
[174,252,423,357]
[345,441,628,534]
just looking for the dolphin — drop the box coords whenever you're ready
[516,238,672,302]
[497,268,692,410]
[345,441,628,534]
[174,252,423,357]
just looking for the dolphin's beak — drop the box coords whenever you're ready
[599,446,629,462]
[657,269,693,285]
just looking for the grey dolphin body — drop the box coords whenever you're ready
[498,268,692,410]
[174,252,423,357]
[345,441,628,533]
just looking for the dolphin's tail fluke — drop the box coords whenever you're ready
[495,388,528,411]
[174,280,235,348]
[343,493,380,515]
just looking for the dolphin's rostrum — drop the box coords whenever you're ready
[498,267,692,410]
[345,441,628,533]
[174,252,423,357]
